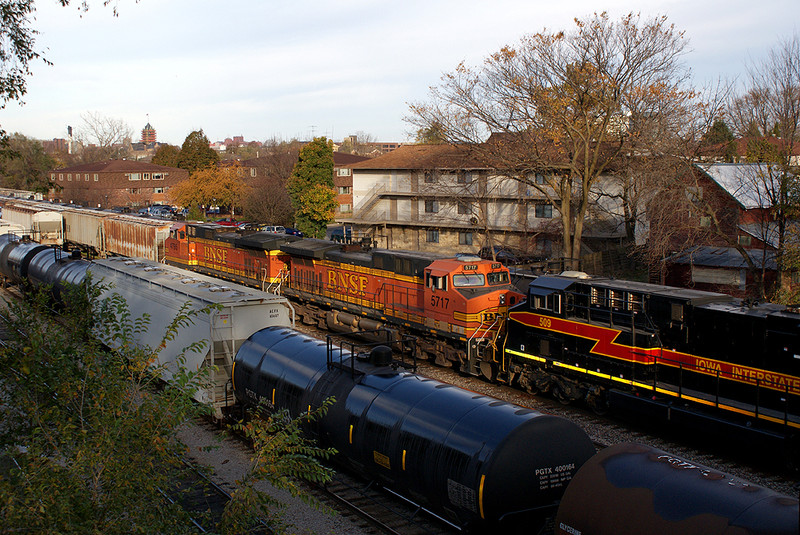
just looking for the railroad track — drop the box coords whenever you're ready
[314,471,460,535]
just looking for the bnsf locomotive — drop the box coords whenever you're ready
[500,272,800,455]
[165,222,524,376]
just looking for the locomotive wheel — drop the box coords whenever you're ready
[519,373,539,395]
[553,385,571,405]
[434,352,450,367]
[588,391,609,415]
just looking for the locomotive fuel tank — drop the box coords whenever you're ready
[233,326,597,530]
[555,442,799,535]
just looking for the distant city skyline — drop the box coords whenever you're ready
[1,0,797,145]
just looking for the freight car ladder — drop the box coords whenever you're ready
[210,306,237,410]
[467,313,505,380]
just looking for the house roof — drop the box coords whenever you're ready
[348,144,490,170]
[694,163,780,210]
[53,160,183,173]
[664,245,777,270]
[333,152,370,166]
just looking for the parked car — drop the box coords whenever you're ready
[329,226,352,243]
[214,218,239,227]
[284,227,303,237]
[258,225,285,233]
[478,245,527,265]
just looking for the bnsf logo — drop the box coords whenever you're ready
[205,246,228,263]
[328,270,369,296]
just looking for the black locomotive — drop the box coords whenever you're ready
[502,272,800,458]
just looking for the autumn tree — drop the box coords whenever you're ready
[178,129,219,173]
[407,12,692,270]
[0,133,55,191]
[287,137,335,237]
[170,163,247,217]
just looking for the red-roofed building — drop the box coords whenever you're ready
[47,160,189,209]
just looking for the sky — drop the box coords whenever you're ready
[1,0,797,146]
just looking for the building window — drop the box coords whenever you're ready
[457,172,473,184]
[459,231,473,245]
[93,174,99,181]
[338,186,352,194]
[250,168,257,177]
[337,168,351,176]
[535,204,553,218]
[339,204,351,213]
[534,173,546,185]
[424,171,437,183]
[457,202,472,215]
[154,187,164,194]
[59,174,63,181]
[128,173,141,181]
[67,174,72,181]
[130,188,140,194]
[152,173,164,180]
[738,235,752,247]
[426,229,439,243]
[50,174,55,181]
[424,200,439,213]
[143,173,151,180]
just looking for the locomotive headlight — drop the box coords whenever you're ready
[500,294,506,305]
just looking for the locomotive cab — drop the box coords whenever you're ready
[424,256,524,377]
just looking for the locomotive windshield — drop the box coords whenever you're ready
[452,273,485,287]
[487,271,510,285]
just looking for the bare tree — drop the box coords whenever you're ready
[338,131,376,156]
[74,111,133,161]
[726,33,800,294]
[240,139,301,225]
[407,12,693,270]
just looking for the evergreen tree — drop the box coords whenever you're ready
[152,143,182,167]
[287,137,335,237]
[177,130,219,173]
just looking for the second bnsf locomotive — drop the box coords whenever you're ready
[500,272,800,456]
[165,222,524,375]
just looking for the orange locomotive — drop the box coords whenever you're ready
[165,222,525,376]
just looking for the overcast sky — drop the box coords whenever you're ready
[1,0,797,145]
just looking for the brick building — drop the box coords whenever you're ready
[48,160,189,209]
[332,152,370,219]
